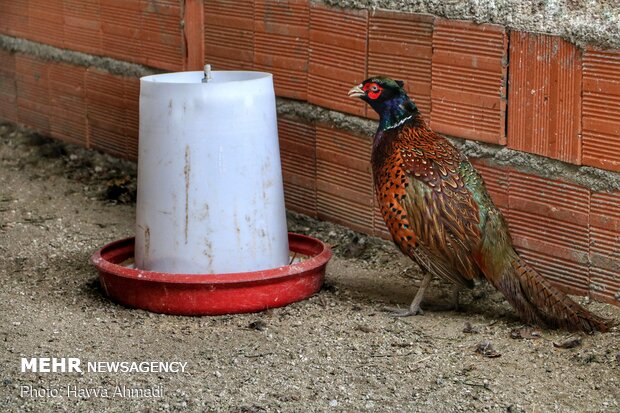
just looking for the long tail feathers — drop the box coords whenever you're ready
[489,252,613,333]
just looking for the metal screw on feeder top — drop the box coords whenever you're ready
[202,64,212,83]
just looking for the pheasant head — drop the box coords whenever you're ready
[348,76,419,130]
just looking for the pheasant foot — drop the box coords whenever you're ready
[383,271,432,317]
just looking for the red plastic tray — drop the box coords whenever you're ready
[91,233,331,315]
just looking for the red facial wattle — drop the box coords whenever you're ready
[363,83,383,100]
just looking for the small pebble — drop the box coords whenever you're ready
[476,341,501,358]
[248,320,267,331]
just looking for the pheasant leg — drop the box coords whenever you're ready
[384,271,432,316]
[451,286,461,311]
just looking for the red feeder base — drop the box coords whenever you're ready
[91,233,332,315]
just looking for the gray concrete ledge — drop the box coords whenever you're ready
[0,35,160,78]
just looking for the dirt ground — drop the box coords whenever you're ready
[0,122,618,413]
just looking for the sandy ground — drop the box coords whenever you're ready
[0,123,619,413]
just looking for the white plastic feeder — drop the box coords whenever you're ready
[135,69,289,274]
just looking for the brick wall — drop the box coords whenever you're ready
[0,1,618,305]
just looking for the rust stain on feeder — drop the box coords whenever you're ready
[184,145,190,244]
[144,226,150,264]
[203,238,214,272]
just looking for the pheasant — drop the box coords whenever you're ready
[348,76,612,332]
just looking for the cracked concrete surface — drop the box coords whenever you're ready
[319,0,620,50]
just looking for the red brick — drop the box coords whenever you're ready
[140,0,184,71]
[101,1,142,63]
[28,0,64,48]
[309,5,368,117]
[507,170,590,295]
[183,0,205,70]
[590,267,620,306]
[254,0,309,100]
[0,98,18,124]
[1,0,178,71]
[49,62,87,145]
[582,48,620,172]
[85,68,138,159]
[507,32,582,164]
[278,117,317,217]
[589,191,620,304]
[15,55,51,134]
[204,0,254,70]
[124,77,140,160]
[368,10,433,122]
[316,124,374,233]
[431,19,507,144]
[100,0,184,70]
[0,1,29,38]
[0,50,17,123]
[63,0,102,56]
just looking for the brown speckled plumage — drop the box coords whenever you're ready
[373,117,481,289]
[350,76,612,332]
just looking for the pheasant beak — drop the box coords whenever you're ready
[347,84,365,98]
